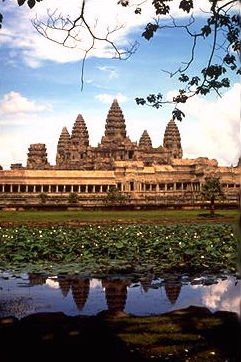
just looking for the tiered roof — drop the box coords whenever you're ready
[139,130,152,148]
[163,119,183,158]
[70,114,89,147]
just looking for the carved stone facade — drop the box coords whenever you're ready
[0,99,240,209]
[25,99,181,171]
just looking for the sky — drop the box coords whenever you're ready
[0,0,240,170]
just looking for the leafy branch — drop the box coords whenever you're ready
[1,0,240,121]
[131,0,240,120]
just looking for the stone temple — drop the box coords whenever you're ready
[0,99,240,209]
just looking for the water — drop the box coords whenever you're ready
[1,271,240,319]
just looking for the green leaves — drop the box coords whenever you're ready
[135,0,239,119]
[0,223,238,275]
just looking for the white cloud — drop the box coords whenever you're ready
[200,277,241,314]
[1,0,229,67]
[167,83,241,166]
[95,93,128,104]
[0,92,52,116]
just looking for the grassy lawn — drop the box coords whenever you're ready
[0,208,239,225]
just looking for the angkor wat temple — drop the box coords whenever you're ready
[0,99,240,209]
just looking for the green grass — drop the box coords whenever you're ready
[0,209,239,224]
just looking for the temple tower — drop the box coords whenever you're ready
[101,99,128,145]
[139,130,152,149]
[95,99,137,166]
[26,143,50,169]
[163,119,183,159]
[70,114,89,148]
[56,126,70,168]
[68,114,90,169]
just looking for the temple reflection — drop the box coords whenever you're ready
[164,275,182,305]
[102,278,131,313]
[1,272,240,319]
[28,273,184,311]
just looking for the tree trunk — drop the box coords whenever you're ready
[210,197,215,217]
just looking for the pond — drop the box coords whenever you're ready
[1,271,240,319]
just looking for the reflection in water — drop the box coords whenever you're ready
[0,272,240,319]
[164,276,182,305]
[102,278,131,313]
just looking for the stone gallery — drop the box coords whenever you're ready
[0,99,239,209]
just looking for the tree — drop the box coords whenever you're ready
[38,192,48,205]
[1,0,240,121]
[200,177,225,216]
[105,187,127,207]
[68,192,79,205]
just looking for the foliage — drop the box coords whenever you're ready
[37,192,48,204]
[68,192,79,205]
[131,0,240,120]
[0,223,238,276]
[16,0,42,8]
[201,178,226,216]
[1,1,239,121]
[105,187,127,205]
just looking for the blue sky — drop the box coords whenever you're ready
[0,0,240,169]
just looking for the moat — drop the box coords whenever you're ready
[1,271,240,319]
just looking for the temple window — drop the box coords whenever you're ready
[159,183,165,190]
[176,182,182,190]
[95,185,101,192]
[146,183,150,191]
[20,185,26,192]
[128,151,134,159]
[183,183,188,190]
[58,185,64,192]
[130,181,134,191]
[5,184,10,192]
[36,185,41,193]
[88,185,93,193]
[117,182,122,191]
[51,185,56,192]
[73,185,78,192]
[66,185,71,192]
[28,185,34,192]
[43,185,49,192]
[12,185,18,192]
[167,183,173,190]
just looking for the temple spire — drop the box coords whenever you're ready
[101,99,127,144]
[56,127,70,167]
[139,130,152,149]
[70,114,89,147]
[163,118,183,159]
